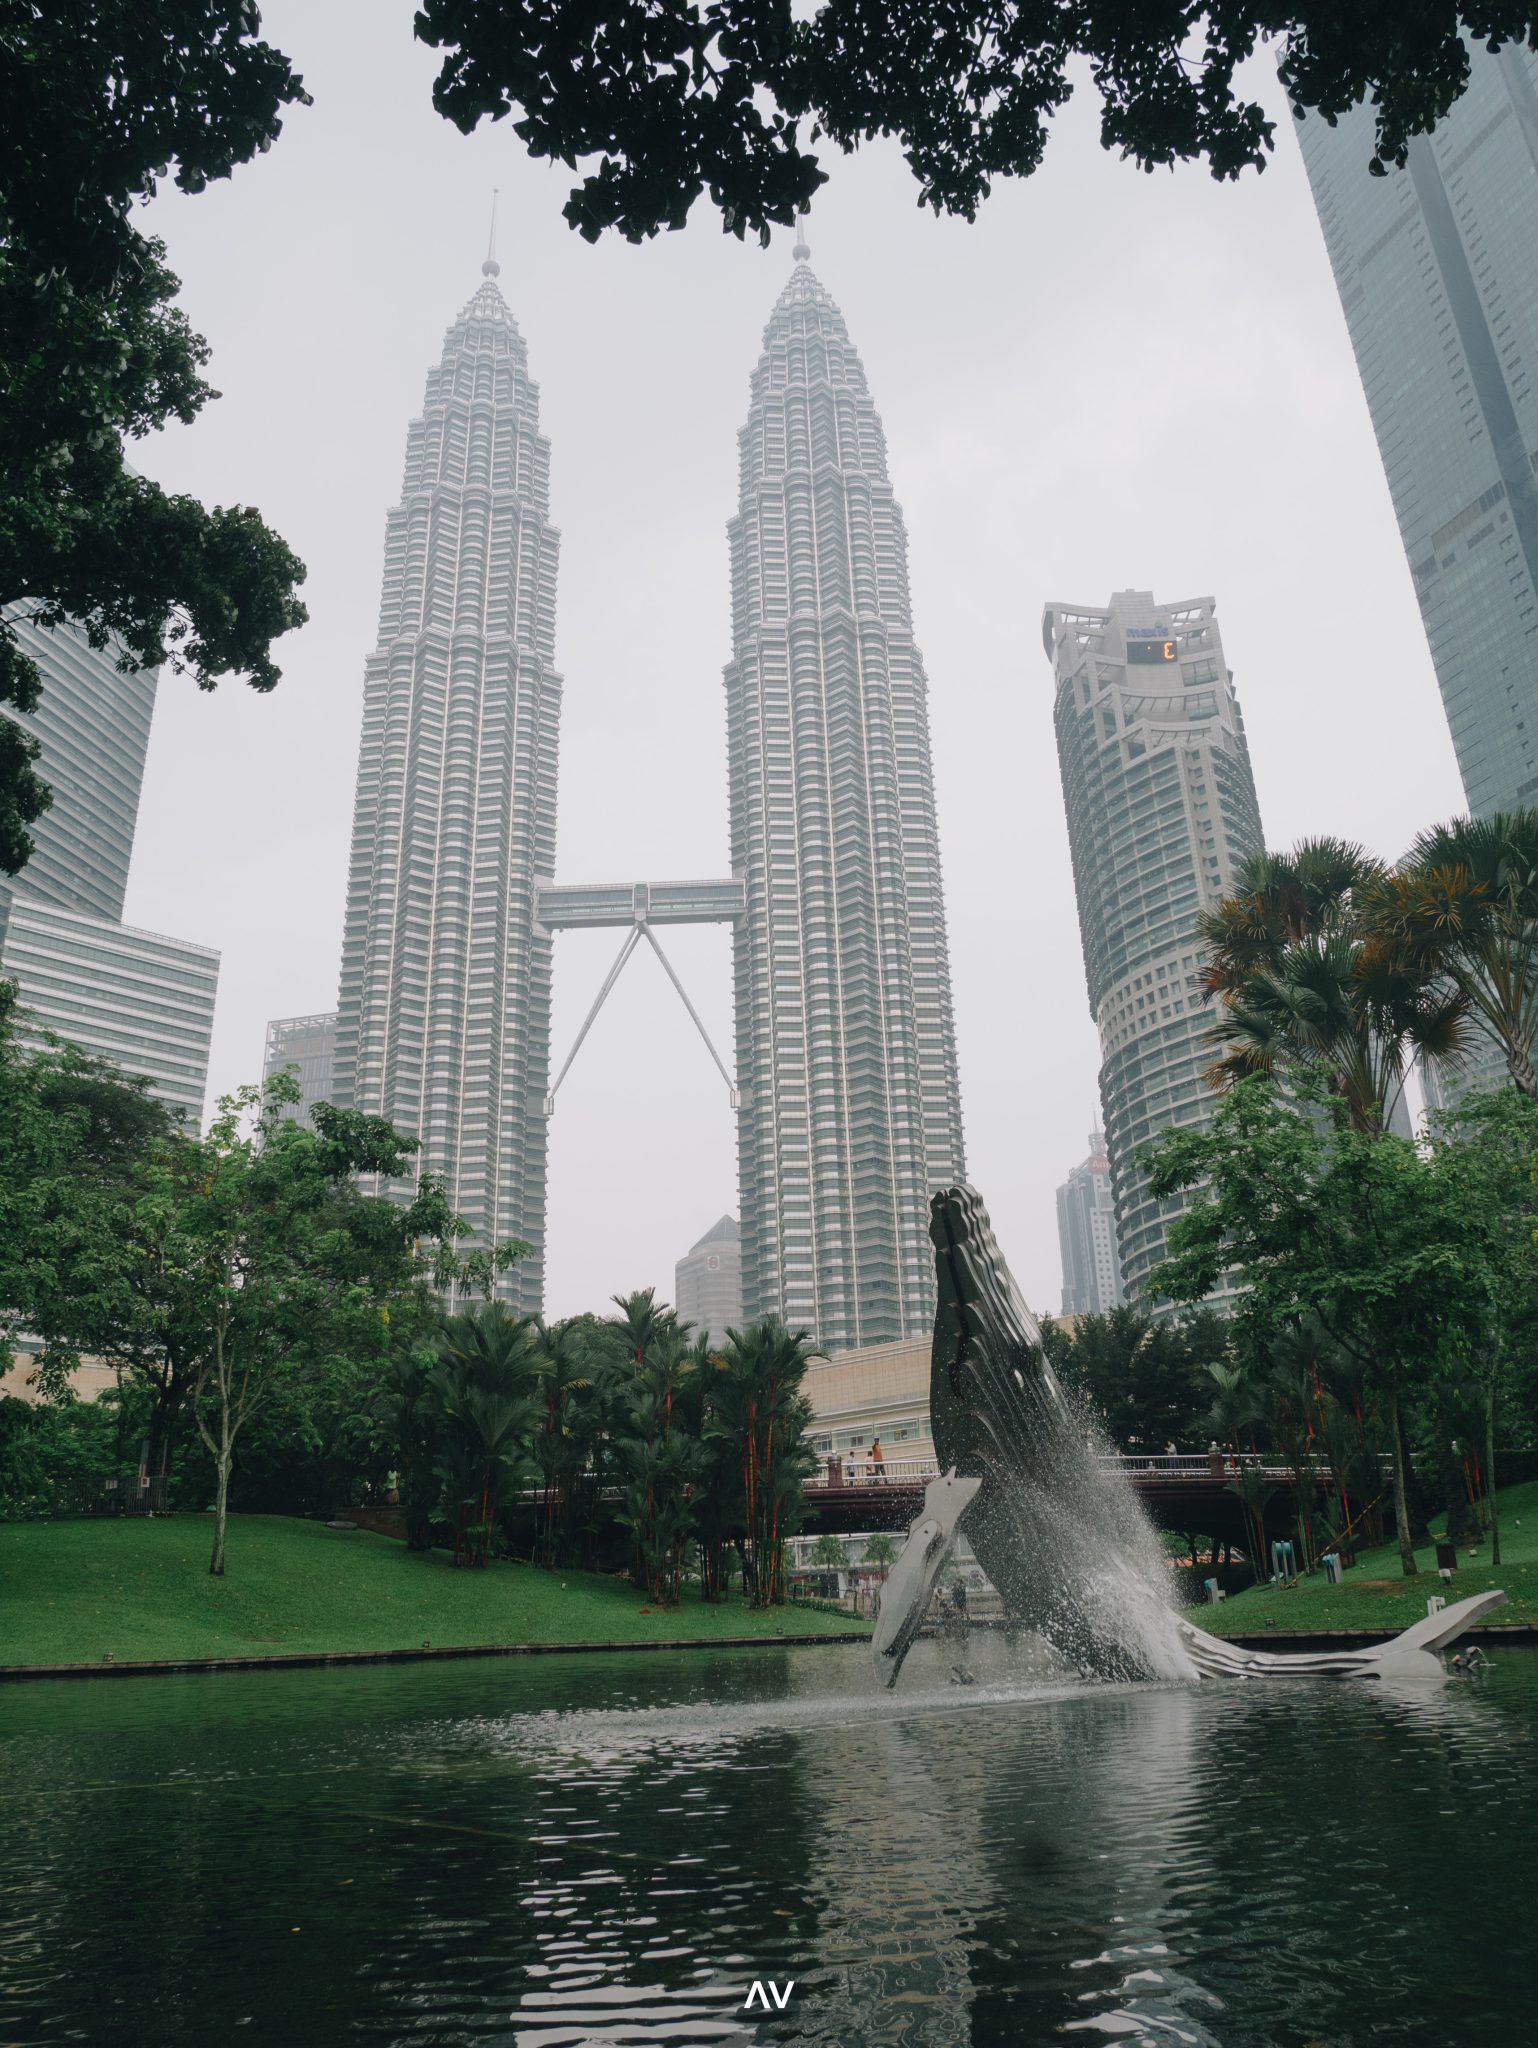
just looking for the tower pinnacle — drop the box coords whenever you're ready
[792,213,810,263]
[482,188,501,278]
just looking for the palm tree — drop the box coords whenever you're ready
[1204,1360,1262,1455]
[431,1302,540,1566]
[677,1332,735,1600]
[1203,1361,1270,1573]
[707,1318,819,1606]
[1368,810,1538,1099]
[530,1317,594,1566]
[608,1286,678,1368]
[1258,1336,1324,1569]
[861,1532,898,1580]
[1200,838,1466,1132]
[613,1327,699,1604]
[378,1350,438,1552]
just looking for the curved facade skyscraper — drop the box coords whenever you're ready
[726,236,966,1349]
[333,259,561,1309]
[1045,591,1263,1302]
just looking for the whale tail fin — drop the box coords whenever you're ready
[1178,1587,1508,1681]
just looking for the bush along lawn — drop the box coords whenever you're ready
[1205,1479,1538,1636]
[0,1515,868,1672]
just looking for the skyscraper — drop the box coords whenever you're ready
[0,607,217,1116]
[1294,45,1538,818]
[674,1213,744,1348]
[726,230,966,1350]
[332,249,561,1310]
[1056,1130,1125,1317]
[1,903,217,1119]
[1045,591,1264,1301]
[0,609,157,934]
[262,1011,337,1128]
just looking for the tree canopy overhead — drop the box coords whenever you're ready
[413,0,1537,244]
[0,1,311,878]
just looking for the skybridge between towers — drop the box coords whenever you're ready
[533,877,748,1116]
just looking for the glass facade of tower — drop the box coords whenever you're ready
[263,1011,337,1128]
[1295,45,1538,817]
[332,268,561,1311]
[0,901,218,1119]
[1056,1130,1125,1317]
[726,247,966,1352]
[0,607,216,1117]
[0,608,157,935]
[1046,591,1264,1301]
[674,1213,744,1350]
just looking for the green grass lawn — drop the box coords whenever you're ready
[1207,1478,1538,1636]
[0,1514,866,1671]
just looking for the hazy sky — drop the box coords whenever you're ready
[122,0,1465,1323]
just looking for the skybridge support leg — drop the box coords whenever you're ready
[542,919,741,1113]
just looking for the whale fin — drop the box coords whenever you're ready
[872,1469,982,1688]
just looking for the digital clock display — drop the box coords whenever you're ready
[1127,637,1177,665]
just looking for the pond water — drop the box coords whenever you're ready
[2,1631,1535,2047]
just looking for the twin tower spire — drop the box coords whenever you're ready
[332,221,965,1348]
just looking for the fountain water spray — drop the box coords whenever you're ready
[874,1186,1504,1689]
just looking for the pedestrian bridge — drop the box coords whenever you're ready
[801,1453,1333,1541]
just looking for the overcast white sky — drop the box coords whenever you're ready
[122,0,1464,1323]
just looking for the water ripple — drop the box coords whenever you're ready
[1,1638,1536,2045]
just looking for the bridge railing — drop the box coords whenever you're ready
[806,1456,939,1489]
[804,1453,1345,1490]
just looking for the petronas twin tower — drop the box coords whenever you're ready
[335,232,965,1349]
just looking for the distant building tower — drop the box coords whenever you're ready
[1293,44,1538,819]
[1056,1130,1125,1316]
[332,251,561,1311]
[1045,591,1264,1302]
[675,1214,744,1348]
[0,608,217,1117]
[263,1012,337,1128]
[726,229,966,1352]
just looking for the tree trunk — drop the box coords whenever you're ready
[1486,1379,1502,1570]
[1387,1392,1418,1576]
[1504,1037,1537,1100]
[1396,1403,1433,1546]
[202,1321,235,1577]
[1433,1403,1479,1546]
[145,1369,185,1484]
[209,1428,232,1578]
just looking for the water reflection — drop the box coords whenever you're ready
[1,1638,1535,2045]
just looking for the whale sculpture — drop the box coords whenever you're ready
[874,1185,1506,1687]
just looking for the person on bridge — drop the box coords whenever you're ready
[843,1449,856,1487]
[869,1437,887,1483]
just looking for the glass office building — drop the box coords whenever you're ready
[1046,591,1264,1302]
[0,606,217,1117]
[1055,1130,1125,1316]
[262,1011,337,1128]
[1295,44,1538,817]
[674,1214,745,1350]
[0,608,157,934]
[0,901,218,1119]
